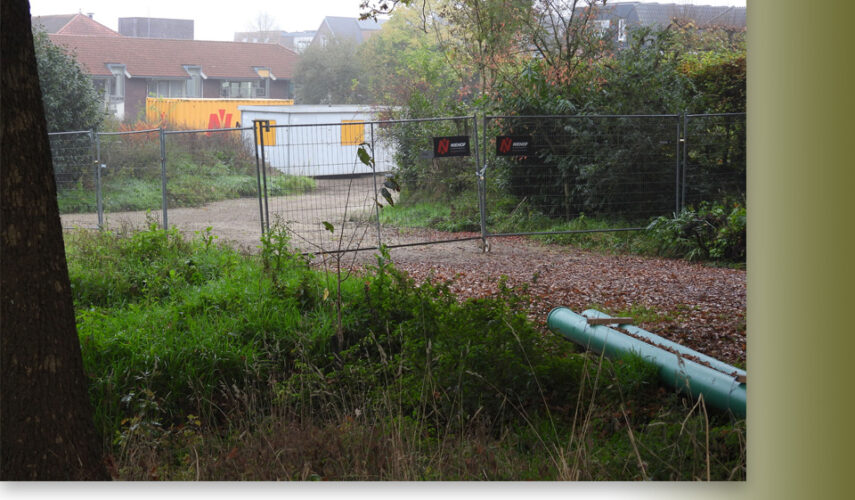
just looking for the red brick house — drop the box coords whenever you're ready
[37,14,298,121]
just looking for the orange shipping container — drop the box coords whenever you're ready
[146,98,293,131]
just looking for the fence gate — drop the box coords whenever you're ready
[252,116,481,255]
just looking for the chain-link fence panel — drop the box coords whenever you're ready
[94,128,165,230]
[163,127,262,245]
[49,130,99,229]
[481,115,681,236]
[372,116,482,247]
[252,116,479,254]
[683,113,746,209]
[251,120,383,254]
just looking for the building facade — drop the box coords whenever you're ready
[50,34,298,121]
[118,17,194,40]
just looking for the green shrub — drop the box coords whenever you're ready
[647,200,746,262]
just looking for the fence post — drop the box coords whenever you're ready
[682,113,689,210]
[474,114,488,251]
[252,120,271,234]
[676,115,683,214]
[369,122,383,250]
[159,125,168,231]
[252,120,266,236]
[260,121,271,233]
[92,130,104,229]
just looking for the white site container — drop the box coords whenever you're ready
[239,105,396,177]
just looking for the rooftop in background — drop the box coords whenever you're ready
[31,13,120,36]
[604,2,746,29]
[312,16,387,47]
[49,34,298,78]
[234,30,317,53]
[118,17,194,40]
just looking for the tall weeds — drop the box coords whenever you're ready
[66,222,745,480]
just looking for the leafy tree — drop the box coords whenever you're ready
[594,27,691,114]
[2,0,109,480]
[682,52,746,114]
[32,27,103,132]
[294,38,369,104]
[360,5,466,113]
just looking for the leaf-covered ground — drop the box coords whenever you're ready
[365,231,746,368]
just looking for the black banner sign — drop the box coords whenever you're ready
[433,136,471,158]
[495,135,532,156]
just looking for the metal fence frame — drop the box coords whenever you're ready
[49,112,745,255]
[252,115,485,255]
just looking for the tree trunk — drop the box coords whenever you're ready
[1,0,109,480]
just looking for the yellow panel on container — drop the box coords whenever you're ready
[255,121,277,146]
[146,98,293,131]
[341,120,365,146]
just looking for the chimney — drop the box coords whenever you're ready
[87,12,94,19]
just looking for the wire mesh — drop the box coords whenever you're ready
[683,113,746,208]
[48,113,744,252]
[49,131,98,229]
[254,116,478,254]
[163,127,263,244]
[372,116,481,247]
[253,120,382,254]
[94,128,165,230]
[482,115,681,235]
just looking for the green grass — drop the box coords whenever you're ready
[379,190,659,255]
[57,133,316,214]
[58,172,315,214]
[380,190,747,266]
[66,222,745,480]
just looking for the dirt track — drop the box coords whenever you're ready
[61,178,746,366]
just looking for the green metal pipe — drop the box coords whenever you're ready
[581,309,746,380]
[547,307,746,418]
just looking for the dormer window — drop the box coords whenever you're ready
[183,65,205,97]
[95,64,126,100]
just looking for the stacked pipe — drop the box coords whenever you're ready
[547,307,746,418]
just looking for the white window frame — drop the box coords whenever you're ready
[183,65,205,97]
[104,64,127,100]
[147,79,188,98]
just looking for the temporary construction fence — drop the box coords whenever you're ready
[50,113,745,255]
[480,114,683,238]
[250,116,480,254]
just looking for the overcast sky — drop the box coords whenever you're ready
[28,0,748,42]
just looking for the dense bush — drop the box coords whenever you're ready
[647,200,746,262]
[33,27,103,133]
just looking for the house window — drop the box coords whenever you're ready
[253,80,269,97]
[92,77,112,100]
[96,64,126,100]
[183,66,203,97]
[618,19,627,43]
[220,80,268,98]
[593,19,611,36]
[147,80,187,98]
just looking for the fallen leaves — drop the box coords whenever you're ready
[378,235,746,367]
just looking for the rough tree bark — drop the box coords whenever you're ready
[1,0,109,480]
